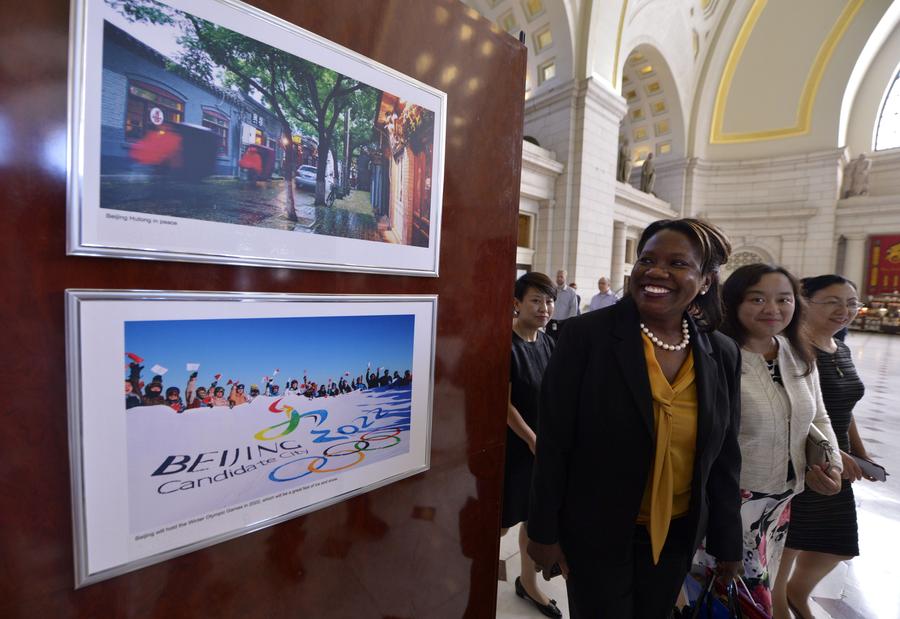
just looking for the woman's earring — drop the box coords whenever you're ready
[700,289,708,296]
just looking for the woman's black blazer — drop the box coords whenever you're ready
[528,297,743,565]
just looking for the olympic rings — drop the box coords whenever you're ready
[354,436,400,451]
[308,450,364,472]
[268,456,326,482]
[360,428,401,441]
[324,440,369,457]
[267,427,405,483]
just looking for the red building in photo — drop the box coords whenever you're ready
[371,93,434,247]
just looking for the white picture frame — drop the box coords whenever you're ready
[66,289,437,586]
[67,0,446,275]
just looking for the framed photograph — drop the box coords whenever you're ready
[66,289,436,587]
[67,0,446,276]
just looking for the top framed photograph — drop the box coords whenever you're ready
[67,0,446,276]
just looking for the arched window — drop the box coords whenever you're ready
[874,68,900,151]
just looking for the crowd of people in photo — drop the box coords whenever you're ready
[125,361,412,413]
[503,218,885,619]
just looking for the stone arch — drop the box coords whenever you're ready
[840,2,900,154]
[617,44,685,169]
[694,0,891,160]
[583,0,626,84]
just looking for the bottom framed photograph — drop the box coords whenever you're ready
[66,289,436,587]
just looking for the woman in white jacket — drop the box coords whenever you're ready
[718,264,842,618]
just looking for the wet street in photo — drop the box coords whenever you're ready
[100,176,381,242]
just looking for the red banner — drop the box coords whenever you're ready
[866,234,900,296]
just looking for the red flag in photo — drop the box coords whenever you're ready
[126,352,144,363]
[214,373,222,381]
[227,379,233,385]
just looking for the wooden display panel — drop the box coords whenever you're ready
[0,1,525,617]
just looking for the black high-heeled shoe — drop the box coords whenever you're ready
[515,576,562,618]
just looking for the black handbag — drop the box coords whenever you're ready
[683,575,744,619]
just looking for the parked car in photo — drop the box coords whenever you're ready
[295,153,338,194]
[294,164,318,190]
[294,153,342,196]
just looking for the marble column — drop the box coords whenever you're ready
[611,220,626,292]
[523,77,627,292]
[842,233,868,291]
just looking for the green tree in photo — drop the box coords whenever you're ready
[277,58,379,204]
[317,86,380,193]
[106,0,381,212]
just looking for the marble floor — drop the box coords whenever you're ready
[496,332,900,619]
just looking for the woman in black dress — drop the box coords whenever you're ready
[776,275,881,619]
[502,271,560,618]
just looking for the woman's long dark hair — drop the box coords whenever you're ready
[635,218,732,331]
[720,263,814,376]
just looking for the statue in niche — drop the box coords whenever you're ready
[843,153,870,198]
[617,140,633,183]
[640,152,656,195]
[840,155,855,197]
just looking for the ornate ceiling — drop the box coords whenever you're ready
[463,0,897,159]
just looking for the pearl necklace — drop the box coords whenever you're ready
[640,319,690,351]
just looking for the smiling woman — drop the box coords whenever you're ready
[714,263,842,617]
[779,274,878,619]
[527,219,744,618]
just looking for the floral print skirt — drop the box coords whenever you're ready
[695,487,793,615]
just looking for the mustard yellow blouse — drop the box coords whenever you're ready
[636,332,698,563]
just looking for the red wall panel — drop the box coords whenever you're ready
[0,1,525,616]
[866,234,900,296]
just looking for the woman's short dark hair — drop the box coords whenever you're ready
[801,274,858,298]
[636,218,732,331]
[720,263,814,376]
[514,271,557,301]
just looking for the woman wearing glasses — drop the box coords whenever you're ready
[775,275,879,619]
[712,264,842,618]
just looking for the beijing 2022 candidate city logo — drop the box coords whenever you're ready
[129,385,412,536]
